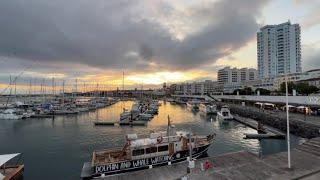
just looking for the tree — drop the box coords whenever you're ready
[280,82,319,95]
[280,82,295,94]
[295,83,319,95]
[255,88,271,95]
[233,87,253,95]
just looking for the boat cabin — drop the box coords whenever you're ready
[92,131,209,167]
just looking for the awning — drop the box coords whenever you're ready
[297,106,306,109]
[283,105,295,108]
[263,103,275,106]
[0,153,20,167]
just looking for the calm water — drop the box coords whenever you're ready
[0,101,300,180]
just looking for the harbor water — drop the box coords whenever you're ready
[0,101,300,180]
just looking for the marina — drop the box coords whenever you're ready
[0,99,301,179]
[1,1,320,179]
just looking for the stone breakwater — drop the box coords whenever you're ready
[217,103,320,138]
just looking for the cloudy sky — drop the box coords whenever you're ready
[0,0,320,92]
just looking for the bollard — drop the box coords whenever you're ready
[200,162,204,171]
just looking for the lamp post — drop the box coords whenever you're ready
[285,73,291,169]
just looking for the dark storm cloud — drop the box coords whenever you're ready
[0,0,269,72]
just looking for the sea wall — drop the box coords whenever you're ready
[217,102,320,138]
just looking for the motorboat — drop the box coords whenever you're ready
[81,122,215,179]
[120,109,132,121]
[216,106,233,121]
[199,103,217,114]
[186,100,200,111]
[0,109,23,120]
[138,113,153,121]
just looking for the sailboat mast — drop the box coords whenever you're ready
[122,71,124,99]
[62,80,65,106]
[6,75,12,108]
[75,78,78,98]
[52,77,55,97]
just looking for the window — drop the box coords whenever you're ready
[132,149,145,156]
[146,147,157,154]
[158,145,168,152]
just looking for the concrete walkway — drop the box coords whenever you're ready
[102,138,320,180]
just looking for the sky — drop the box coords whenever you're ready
[0,0,320,93]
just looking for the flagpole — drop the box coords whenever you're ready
[285,72,291,169]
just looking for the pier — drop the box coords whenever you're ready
[233,114,285,139]
[217,102,320,138]
[94,121,147,126]
[101,138,320,180]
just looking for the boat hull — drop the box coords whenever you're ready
[82,144,211,179]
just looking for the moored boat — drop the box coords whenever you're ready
[216,106,234,122]
[0,109,23,120]
[81,119,215,179]
[199,103,217,114]
[186,100,200,111]
[120,109,131,121]
[0,153,24,180]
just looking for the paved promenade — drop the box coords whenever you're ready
[103,138,320,180]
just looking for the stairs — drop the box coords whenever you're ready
[296,138,320,157]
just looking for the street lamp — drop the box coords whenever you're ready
[285,72,291,169]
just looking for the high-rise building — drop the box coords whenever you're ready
[257,21,301,79]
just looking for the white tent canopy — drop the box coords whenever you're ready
[263,103,275,106]
[0,153,20,167]
[283,105,295,108]
[297,106,307,109]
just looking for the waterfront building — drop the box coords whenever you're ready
[218,67,257,85]
[170,80,220,95]
[274,69,320,89]
[257,21,301,79]
[217,67,257,93]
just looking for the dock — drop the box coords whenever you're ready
[30,114,54,118]
[94,121,147,126]
[100,138,320,180]
[233,114,285,139]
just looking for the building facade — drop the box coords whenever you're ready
[217,67,258,93]
[274,69,320,89]
[169,80,220,95]
[257,21,301,79]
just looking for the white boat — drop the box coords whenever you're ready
[0,109,23,120]
[120,109,131,121]
[216,106,233,122]
[200,103,217,114]
[21,110,35,118]
[81,120,215,179]
[0,153,24,180]
[138,113,153,121]
[187,100,200,111]
[131,102,141,118]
